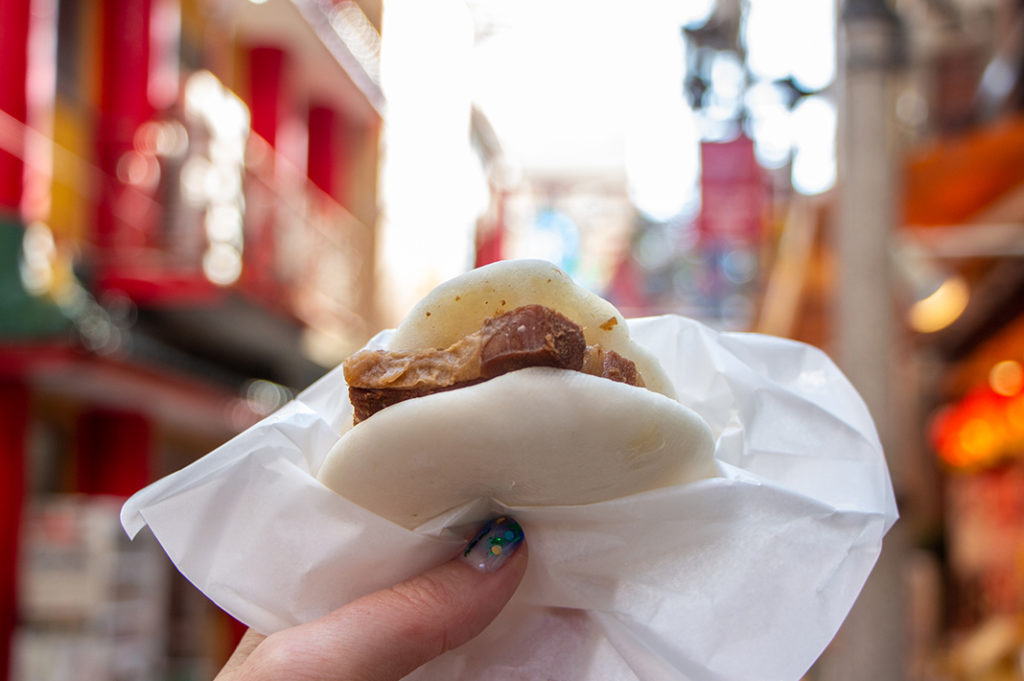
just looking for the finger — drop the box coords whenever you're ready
[238,516,527,681]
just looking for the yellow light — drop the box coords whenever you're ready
[908,275,969,333]
[989,360,1024,397]
[958,417,997,459]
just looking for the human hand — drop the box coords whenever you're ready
[214,517,527,681]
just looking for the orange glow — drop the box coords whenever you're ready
[1009,396,1024,432]
[931,386,1024,470]
[958,418,997,459]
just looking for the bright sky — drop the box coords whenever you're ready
[466,0,836,210]
[376,0,836,319]
[469,0,711,188]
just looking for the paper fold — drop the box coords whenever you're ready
[122,314,897,681]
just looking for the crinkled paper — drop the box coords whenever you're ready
[122,314,897,681]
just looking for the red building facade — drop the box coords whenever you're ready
[0,0,383,677]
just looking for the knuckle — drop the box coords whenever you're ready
[242,635,319,681]
[384,574,460,653]
[388,573,454,618]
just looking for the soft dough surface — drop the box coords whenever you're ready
[318,368,715,529]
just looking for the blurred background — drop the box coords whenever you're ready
[1,0,1023,679]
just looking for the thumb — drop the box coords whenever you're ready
[234,517,527,681]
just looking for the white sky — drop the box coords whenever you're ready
[469,0,709,180]
[466,0,836,207]
[377,0,836,318]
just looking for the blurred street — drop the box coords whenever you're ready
[2,0,1024,679]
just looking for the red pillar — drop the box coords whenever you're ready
[96,0,154,249]
[307,103,350,204]
[0,381,29,681]
[248,46,286,148]
[0,0,31,214]
[74,408,153,498]
[243,46,287,298]
[307,104,336,198]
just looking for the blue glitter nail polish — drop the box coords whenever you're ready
[462,516,524,572]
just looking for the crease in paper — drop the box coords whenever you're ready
[122,314,898,681]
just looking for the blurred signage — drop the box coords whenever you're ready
[693,135,766,329]
[698,135,764,246]
[14,496,168,681]
[946,463,1024,621]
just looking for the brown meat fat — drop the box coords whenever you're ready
[344,304,644,423]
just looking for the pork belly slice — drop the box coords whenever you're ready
[344,304,643,423]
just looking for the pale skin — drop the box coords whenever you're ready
[214,544,528,681]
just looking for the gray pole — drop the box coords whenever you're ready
[818,2,909,681]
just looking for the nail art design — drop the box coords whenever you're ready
[462,516,524,572]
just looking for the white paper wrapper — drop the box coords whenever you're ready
[122,314,897,681]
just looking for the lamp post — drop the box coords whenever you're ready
[820,2,909,681]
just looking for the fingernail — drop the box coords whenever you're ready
[461,516,524,573]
